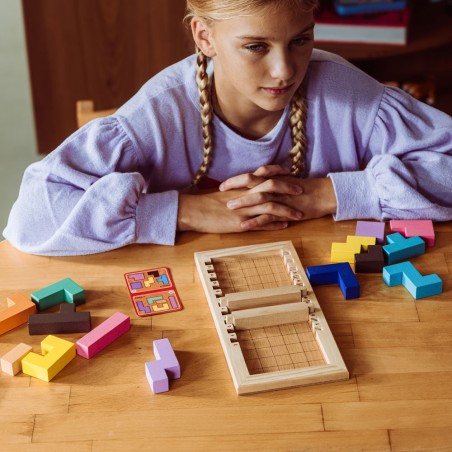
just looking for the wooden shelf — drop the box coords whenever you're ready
[315,2,452,115]
[315,2,452,60]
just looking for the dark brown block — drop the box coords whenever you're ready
[28,303,91,335]
[354,245,385,273]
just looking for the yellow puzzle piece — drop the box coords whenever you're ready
[331,236,376,263]
[22,335,76,381]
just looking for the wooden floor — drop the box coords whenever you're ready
[1,218,451,451]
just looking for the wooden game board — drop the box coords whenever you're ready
[195,241,348,395]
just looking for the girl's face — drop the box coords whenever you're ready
[194,6,315,123]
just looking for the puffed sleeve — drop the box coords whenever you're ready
[329,86,452,221]
[3,117,179,255]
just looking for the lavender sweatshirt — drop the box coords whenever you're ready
[3,50,452,255]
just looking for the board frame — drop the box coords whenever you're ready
[194,240,349,395]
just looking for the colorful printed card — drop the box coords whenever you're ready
[124,267,183,317]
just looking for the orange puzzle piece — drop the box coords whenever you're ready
[0,293,37,335]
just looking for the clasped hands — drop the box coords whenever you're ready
[177,165,337,233]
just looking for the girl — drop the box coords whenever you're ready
[3,0,452,255]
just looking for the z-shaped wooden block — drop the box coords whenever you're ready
[0,293,37,336]
[22,335,76,382]
[145,338,180,393]
[331,236,377,263]
[31,278,85,311]
[383,261,442,299]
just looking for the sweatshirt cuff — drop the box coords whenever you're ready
[328,170,382,221]
[135,191,179,245]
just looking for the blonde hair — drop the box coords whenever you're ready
[187,0,318,185]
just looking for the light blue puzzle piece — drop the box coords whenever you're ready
[383,233,425,265]
[382,261,442,299]
[157,274,169,285]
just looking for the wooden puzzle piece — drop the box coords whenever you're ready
[354,245,385,273]
[0,293,37,336]
[145,338,180,393]
[355,221,386,244]
[22,335,76,382]
[382,261,443,299]
[0,343,33,376]
[225,303,309,330]
[31,277,85,311]
[195,241,348,395]
[306,263,360,300]
[390,220,435,247]
[383,233,425,265]
[219,286,303,311]
[331,235,376,263]
[28,303,91,335]
[76,312,130,359]
[124,267,183,317]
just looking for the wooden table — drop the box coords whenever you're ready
[1,218,451,451]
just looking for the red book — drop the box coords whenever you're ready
[314,3,411,45]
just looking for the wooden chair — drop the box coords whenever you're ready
[76,100,117,128]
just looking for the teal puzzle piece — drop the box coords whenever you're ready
[382,261,442,299]
[31,278,85,311]
[383,233,425,265]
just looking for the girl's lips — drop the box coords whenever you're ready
[262,85,293,96]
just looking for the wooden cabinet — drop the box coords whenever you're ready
[22,0,192,154]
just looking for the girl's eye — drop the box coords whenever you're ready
[291,36,310,47]
[244,43,267,53]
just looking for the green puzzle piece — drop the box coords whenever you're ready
[31,278,85,311]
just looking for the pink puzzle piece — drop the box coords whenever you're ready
[76,312,130,359]
[145,338,180,393]
[390,220,435,247]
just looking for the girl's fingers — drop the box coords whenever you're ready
[249,178,303,195]
[252,165,290,177]
[240,214,291,231]
[234,201,303,223]
[219,173,265,191]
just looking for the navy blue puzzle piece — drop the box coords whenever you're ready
[306,263,360,300]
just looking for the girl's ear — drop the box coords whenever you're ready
[191,17,217,58]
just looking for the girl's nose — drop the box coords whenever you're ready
[269,50,295,82]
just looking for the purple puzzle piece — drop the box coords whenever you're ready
[355,221,386,244]
[137,301,152,313]
[145,338,180,393]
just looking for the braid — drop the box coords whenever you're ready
[192,48,214,186]
[288,83,308,177]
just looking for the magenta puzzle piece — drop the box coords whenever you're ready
[145,338,180,393]
[390,220,435,247]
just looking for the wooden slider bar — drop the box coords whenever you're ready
[220,286,302,311]
[226,302,309,330]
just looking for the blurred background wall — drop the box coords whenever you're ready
[0,0,39,233]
